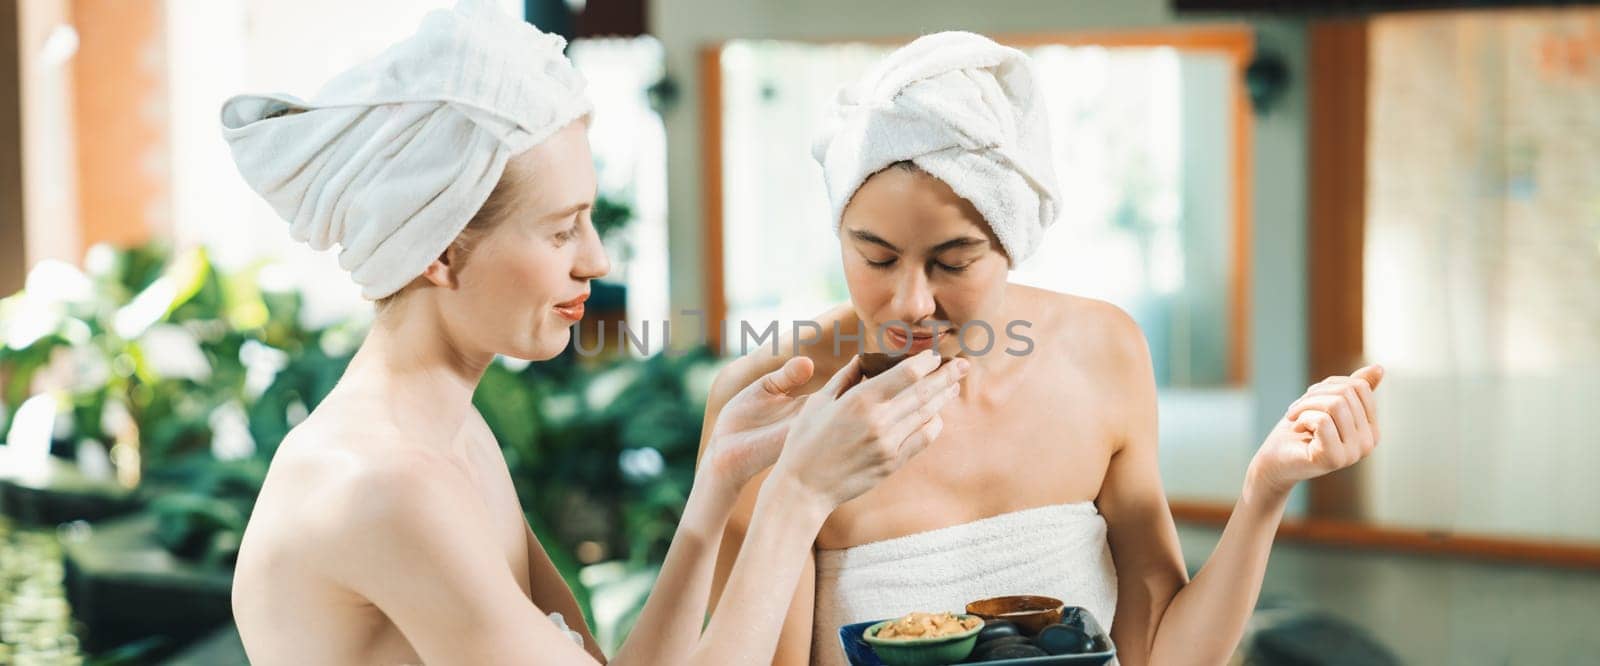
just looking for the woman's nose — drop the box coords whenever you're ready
[573,222,611,281]
[890,269,936,322]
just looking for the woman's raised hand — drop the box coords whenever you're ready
[700,356,819,489]
[1247,364,1385,497]
[772,350,970,510]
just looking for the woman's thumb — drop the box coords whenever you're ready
[820,354,863,398]
[1353,363,1385,390]
[760,357,815,397]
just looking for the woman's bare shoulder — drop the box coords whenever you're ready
[1009,285,1150,376]
[258,409,481,560]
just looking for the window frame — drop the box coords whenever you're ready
[699,26,1257,385]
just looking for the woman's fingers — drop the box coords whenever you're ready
[1328,388,1364,461]
[878,357,969,423]
[895,414,945,467]
[1320,375,1378,435]
[1286,391,1343,422]
[1288,377,1376,455]
[857,350,943,398]
[1297,410,1346,469]
[1295,393,1376,471]
[875,379,961,453]
[756,356,814,399]
[1352,363,1385,391]
[1346,377,1378,447]
[817,354,864,399]
[1290,394,1360,464]
[1305,365,1383,442]
[1262,364,1387,484]
[1341,382,1377,455]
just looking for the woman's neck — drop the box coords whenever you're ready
[951,293,1029,405]
[334,303,492,447]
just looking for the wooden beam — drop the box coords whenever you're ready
[1305,19,1372,520]
[1171,501,1600,571]
[0,2,26,295]
[1228,33,1254,386]
[1001,25,1254,58]
[699,46,726,353]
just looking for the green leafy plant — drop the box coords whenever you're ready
[472,345,721,635]
[2,222,718,649]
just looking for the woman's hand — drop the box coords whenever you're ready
[772,350,970,510]
[700,357,818,491]
[1247,364,1385,498]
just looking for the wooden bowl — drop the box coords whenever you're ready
[857,352,912,378]
[964,595,1066,636]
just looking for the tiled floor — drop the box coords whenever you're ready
[1176,524,1600,666]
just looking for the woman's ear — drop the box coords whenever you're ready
[417,247,459,289]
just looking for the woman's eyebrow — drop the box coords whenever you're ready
[849,229,989,254]
[848,228,899,252]
[930,236,989,253]
[540,201,591,223]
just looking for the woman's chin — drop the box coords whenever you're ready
[510,327,572,362]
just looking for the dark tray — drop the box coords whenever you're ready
[838,607,1116,665]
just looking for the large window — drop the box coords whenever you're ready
[1363,9,1600,542]
[715,33,1251,387]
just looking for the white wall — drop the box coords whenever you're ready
[648,0,1311,510]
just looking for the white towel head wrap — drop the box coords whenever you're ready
[219,0,591,299]
[811,31,1060,266]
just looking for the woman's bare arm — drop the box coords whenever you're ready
[304,414,824,666]
[326,453,829,666]
[1098,305,1286,666]
[1096,308,1189,666]
[691,476,833,663]
[620,351,963,665]
[1098,306,1383,666]
[709,482,817,666]
[605,470,741,666]
[524,525,607,660]
[702,368,818,666]
[318,353,961,665]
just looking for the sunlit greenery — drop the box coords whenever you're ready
[0,235,715,656]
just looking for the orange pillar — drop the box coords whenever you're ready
[70,0,169,251]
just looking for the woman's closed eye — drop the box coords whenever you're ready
[551,219,582,246]
[864,256,973,273]
[935,258,975,273]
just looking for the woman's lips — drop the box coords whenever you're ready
[554,293,589,321]
[883,327,947,353]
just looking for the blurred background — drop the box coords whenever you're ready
[0,0,1597,663]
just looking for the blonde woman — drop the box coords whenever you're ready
[222,3,968,664]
